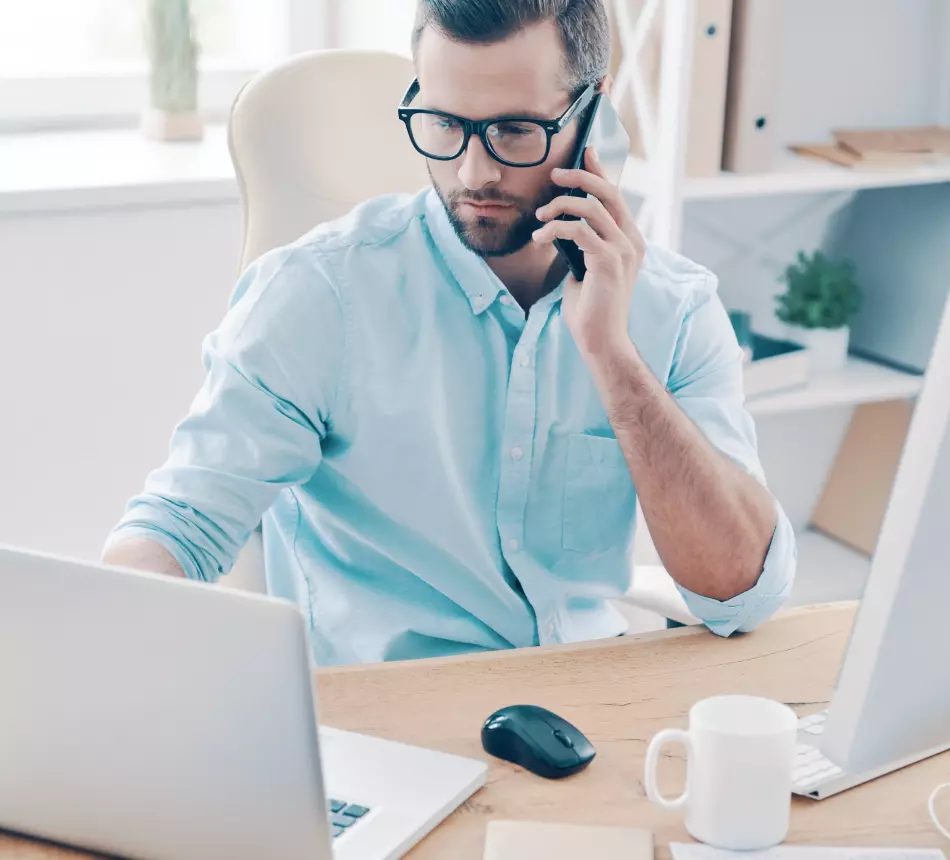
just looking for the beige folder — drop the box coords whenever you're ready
[609,0,734,177]
[722,0,783,173]
[483,820,654,860]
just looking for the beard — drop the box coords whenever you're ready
[430,168,560,258]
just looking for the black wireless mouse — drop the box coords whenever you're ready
[480,704,596,779]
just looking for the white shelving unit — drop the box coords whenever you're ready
[616,0,950,614]
[623,152,950,203]
[745,358,924,416]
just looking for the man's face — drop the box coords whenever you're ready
[414,21,581,258]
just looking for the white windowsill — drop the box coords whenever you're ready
[0,124,238,216]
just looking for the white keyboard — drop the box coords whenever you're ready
[794,710,845,793]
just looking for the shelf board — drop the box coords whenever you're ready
[789,529,871,607]
[622,153,950,202]
[745,357,923,416]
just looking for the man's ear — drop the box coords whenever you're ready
[598,74,614,98]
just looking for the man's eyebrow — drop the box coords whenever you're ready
[415,104,561,121]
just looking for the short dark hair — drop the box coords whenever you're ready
[412,0,611,92]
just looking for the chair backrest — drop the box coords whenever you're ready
[228,49,431,272]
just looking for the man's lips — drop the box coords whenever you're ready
[459,200,513,212]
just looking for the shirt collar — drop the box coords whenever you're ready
[423,188,505,315]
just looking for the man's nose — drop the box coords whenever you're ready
[456,135,503,191]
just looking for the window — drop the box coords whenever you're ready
[0,0,286,76]
[337,0,417,57]
[0,0,325,130]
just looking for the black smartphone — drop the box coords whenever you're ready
[553,92,631,281]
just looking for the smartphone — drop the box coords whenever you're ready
[553,92,632,281]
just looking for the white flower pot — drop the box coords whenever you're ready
[141,108,204,142]
[786,325,850,374]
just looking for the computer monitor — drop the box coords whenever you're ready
[820,284,950,776]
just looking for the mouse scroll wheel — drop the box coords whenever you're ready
[553,729,574,749]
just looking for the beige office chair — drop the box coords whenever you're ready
[228,49,429,274]
[223,50,695,628]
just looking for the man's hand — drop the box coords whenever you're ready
[532,146,646,358]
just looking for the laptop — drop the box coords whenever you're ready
[791,280,950,800]
[0,546,487,859]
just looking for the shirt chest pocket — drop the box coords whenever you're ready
[562,433,638,554]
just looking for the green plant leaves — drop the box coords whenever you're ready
[775,250,862,330]
[146,0,200,113]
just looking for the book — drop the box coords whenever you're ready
[789,125,950,170]
[834,125,950,157]
[743,333,809,399]
[484,820,654,860]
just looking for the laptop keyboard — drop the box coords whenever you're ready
[794,711,844,792]
[328,798,371,839]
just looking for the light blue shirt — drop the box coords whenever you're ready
[109,188,796,666]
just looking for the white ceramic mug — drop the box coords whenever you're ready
[644,695,797,850]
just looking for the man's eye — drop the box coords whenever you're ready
[491,122,537,137]
[435,116,461,131]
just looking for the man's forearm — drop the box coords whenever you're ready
[587,340,776,601]
[102,537,186,579]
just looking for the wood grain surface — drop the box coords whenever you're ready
[4,604,949,859]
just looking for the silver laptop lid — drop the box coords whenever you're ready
[0,548,331,860]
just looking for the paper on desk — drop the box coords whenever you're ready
[671,844,946,860]
[485,821,653,860]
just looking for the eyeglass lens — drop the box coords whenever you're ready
[409,114,548,165]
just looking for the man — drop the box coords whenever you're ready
[104,0,795,666]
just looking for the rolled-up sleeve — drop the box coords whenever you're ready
[665,272,797,636]
[104,244,345,583]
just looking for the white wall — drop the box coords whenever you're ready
[775,0,948,145]
[339,0,416,55]
[0,201,241,561]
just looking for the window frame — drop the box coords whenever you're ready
[0,0,331,132]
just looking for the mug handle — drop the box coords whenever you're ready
[644,728,692,812]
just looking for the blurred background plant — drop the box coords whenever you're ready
[145,0,200,114]
[776,250,862,331]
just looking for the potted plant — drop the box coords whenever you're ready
[775,250,862,374]
[141,0,203,141]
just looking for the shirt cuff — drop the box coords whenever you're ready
[675,498,797,637]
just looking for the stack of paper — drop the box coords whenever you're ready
[670,843,946,860]
[484,821,653,860]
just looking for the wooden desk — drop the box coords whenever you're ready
[3,604,949,859]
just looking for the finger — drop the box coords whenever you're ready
[536,194,626,244]
[532,218,608,255]
[551,159,633,232]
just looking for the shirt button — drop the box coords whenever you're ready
[507,538,520,553]
[500,295,515,307]
[510,446,524,461]
[518,353,531,368]
[546,621,556,637]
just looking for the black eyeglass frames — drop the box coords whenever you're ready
[397,79,596,168]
